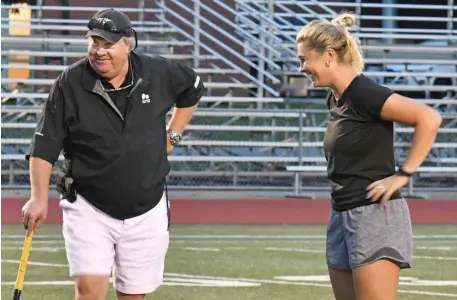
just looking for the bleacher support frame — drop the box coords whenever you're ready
[1,1,457,195]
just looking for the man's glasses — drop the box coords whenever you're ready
[87,18,138,49]
[87,18,133,35]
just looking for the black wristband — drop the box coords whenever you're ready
[396,166,414,177]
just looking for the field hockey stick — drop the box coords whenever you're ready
[13,231,34,300]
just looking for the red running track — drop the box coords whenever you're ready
[2,198,456,224]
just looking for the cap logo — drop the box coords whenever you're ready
[96,17,112,25]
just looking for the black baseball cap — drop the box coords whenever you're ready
[86,8,134,43]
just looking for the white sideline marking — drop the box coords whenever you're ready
[265,247,324,253]
[167,273,457,297]
[166,272,331,288]
[184,247,220,252]
[3,234,63,239]
[169,234,457,240]
[2,246,64,252]
[2,240,64,245]
[397,290,457,297]
[274,275,457,297]
[1,281,75,286]
[1,261,456,297]
[417,246,457,251]
[2,260,67,267]
[414,255,457,261]
[4,234,457,240]
[264,248,457,261]
[0,276,261,288]
[226,247,247,250]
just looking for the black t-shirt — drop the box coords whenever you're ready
[323,74,401,211]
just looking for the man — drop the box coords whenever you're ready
[21,8,205,300]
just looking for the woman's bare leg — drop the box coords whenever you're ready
[352,259,400,300]
[328,267,356,300]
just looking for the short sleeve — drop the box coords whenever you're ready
[25,79,67,165]
[168,60,206,108]
[355,76,394,119]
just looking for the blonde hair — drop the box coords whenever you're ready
[296,12,364,73]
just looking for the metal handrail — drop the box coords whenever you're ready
[156,1,280,96]
[209,0,288,48]
[189,0,284,59]
[0,17,160,25]
[169,0,281,70]
[0,4,160,13]
[278,0,329,23]
[263,12,457,23]
[236,1,455,11]
[235,1,298,45]
[236,0,457,59]
[233,0,336,65]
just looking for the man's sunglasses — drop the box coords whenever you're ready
[87,18,138,48]
[87,18,133,35]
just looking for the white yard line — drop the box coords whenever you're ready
[2,247,64,252]
[226,247,247,250]
[3,234,63,239]
[169,234,457,240]
[397,290,457,297]
[3,234,457,240]
[184,247,220,252]
[264,247,457,261]
[2,240,65,245]
[1,260,455,297]
[414,256,457,261]
[417,246,457,251]
[2,260,67,267]
[265,247,325,253]
[172,240,325,244]
[167,273,457,297]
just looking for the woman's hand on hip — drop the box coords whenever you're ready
[366,175,409,203]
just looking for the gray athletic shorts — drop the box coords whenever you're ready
[326,198,413,270]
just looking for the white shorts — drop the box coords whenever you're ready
[59,191,170,295]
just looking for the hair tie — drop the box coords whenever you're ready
[331,19,348,31]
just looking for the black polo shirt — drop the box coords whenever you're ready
[26,52,206,219]
[323,74,401,212]
[99,61,134,118]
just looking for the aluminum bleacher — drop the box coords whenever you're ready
[2,0,457,196]
[235,0,457,100]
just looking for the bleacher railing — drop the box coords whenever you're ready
[2,1,457,195]
[156,0,283,97]
[236,0,457,54]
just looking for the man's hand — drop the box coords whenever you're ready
[166,133,174,154]
[22,197,48,235]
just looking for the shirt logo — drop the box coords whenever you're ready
[141,93,150,104]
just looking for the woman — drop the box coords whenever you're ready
[295,12,442,300]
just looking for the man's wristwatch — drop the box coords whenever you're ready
[167,128,182,146]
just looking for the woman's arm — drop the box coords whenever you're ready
[366,93,442,202]
[380,93,442,173]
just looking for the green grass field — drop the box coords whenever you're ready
[2,224,457,299]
